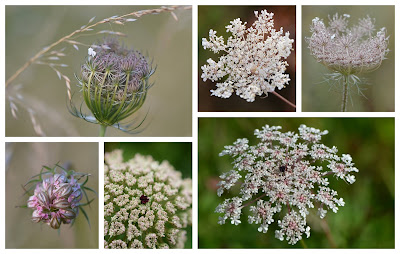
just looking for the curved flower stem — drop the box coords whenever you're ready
[300,238,308,248]
[99,125,107,137]
[341,74,349,112]
[272,91,296,109]
[320,218,337,248]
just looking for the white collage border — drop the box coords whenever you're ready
[1,0,398,253]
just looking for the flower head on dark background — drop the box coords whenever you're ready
[201,10,294,103]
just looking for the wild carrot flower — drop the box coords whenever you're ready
[69,37,155,136]
[25,164,95,229]
[104,150,192,249]
[306,13,389,111]
[215,124,358,245]
[201,10,294,103]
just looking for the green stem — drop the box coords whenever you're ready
[320,218,337,248]
[300,238,308,248]
[341,74,349,112]
[99,125,107,137]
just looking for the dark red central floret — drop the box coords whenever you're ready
[140,195,149,204]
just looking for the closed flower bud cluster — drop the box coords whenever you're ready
[81,37,153,102]
[104,150,192,249]
[201,10,294,102]
[27,170,83,229]
[307,13,389,75]
[215,124,358,245]
[70,37,155,132]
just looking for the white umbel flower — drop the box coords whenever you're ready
[201,9,294,102]
[104,150,192,249]
[216,124,358,245]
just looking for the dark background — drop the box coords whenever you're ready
[198,6,296,112]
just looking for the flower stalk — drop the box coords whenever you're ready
[341,75,349,112]
[99,125,107,137]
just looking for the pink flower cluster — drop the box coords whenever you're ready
[216,124,358,245]
[27,173,82,229]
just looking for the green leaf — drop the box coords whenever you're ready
[82,186,90,204]
[80,198,95,206]
[79,206,91,228]
[70,218,76,227]
[42,165,53,172]
[81,175,89,187]
[83,186,98,196]
[23,178,40,188]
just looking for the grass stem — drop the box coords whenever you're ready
[5,6,190,88]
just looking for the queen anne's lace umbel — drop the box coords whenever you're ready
[201,10,294,102]
[104,150,192,249]
[307,13,389,75]
[215,124,358,245]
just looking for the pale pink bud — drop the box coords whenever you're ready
[59,208,76,220]
[27,196,37,208]
[32,210,42,223]
[50,215,61,229]
[54,174,67,185]
[52,198,70,209]
[54,183,72,198]
[68,189,82,202]
[36,191,50,207]
[47,185,55,199]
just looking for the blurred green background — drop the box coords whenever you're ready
[105,142,192,248]
[302,6,395,112]
[198,118,394,248]
[198,6,296,112]
[6,5,192,136]
[5,142,99,248]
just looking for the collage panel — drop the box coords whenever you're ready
[1,2,399,253]
[198,5,296,112]
[5,5,192,137]
[104,142,192,249]
[198,117,394,248]
[302,5,395,112]
[5,142,99,248]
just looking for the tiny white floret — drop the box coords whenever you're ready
[88,47,96,57]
